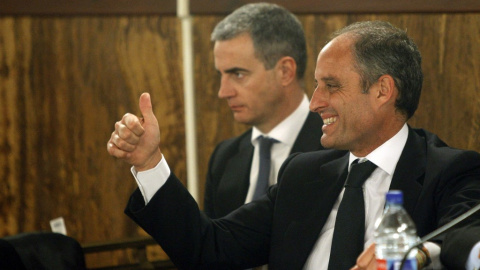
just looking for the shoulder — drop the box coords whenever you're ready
[411,128,480,188]
[212,129,253,155]
[412,128,480,163]
[279,149,348,177]
[207,129,253,173]
[287,149,347,165]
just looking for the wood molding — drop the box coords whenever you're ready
[191,0,480,14]
[1,0,479,16]
[0,0,177,16]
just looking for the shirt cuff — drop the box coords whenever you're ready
[424,241,441,269]
[130,155,170,204]
[466,242,480,270]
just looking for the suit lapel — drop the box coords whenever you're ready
[216,135,254,214]
[389,127,426,214]
[281,155,349,269]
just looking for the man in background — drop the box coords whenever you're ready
[204,3,324,218]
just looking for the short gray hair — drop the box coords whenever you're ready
[211,3,307,80]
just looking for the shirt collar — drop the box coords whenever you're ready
[252,94,310,145]
[349,123,409,175]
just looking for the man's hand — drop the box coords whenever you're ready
[107,93,163,171]
[350,243,377,270]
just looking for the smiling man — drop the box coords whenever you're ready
[108,21,480,270]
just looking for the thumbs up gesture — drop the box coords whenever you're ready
[107,93,163,171]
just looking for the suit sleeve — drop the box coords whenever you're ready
[125,172,273,269]
[441,224,480,269]
[434,150,480,233]
[203,143,222,219]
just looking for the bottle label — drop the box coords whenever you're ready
[376,258,417,270]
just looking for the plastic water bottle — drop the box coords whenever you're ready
[374,190,418,270]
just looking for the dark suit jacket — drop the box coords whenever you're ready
[1,232,86,270]
[0,238,26,269]
[441,221,480,269]
[204,112,325,218]
[125,127,480,270]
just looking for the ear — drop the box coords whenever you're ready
[276,56,297,86]
[375,74,396,106]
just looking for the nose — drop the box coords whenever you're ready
[218,76,236,99]
[309,87,328,113]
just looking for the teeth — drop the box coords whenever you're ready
[323,117,337,125]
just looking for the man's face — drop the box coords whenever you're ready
[214,33,285,132]
[310,35,380,155]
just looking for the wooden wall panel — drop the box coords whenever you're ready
[0,11,479,268]
[0,16,184,268]
[0,17,31,237]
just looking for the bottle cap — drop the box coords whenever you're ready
[386,190,403,205]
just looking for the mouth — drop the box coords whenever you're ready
[227,101,240,110]
[230,105,244,112]
[323,116,337,125]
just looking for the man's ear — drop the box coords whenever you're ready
[376,74,396,105]
[276,56,297,86]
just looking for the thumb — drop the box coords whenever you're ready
[139,92,156,123]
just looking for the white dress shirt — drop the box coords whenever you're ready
[246,95,310,203]
[467,242,480,270]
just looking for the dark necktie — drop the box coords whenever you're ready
[327,159,377,270]
[252,136,277,201]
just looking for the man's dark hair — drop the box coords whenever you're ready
[330,21,423,119]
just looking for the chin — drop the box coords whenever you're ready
[320,138,340,150]
[233,117,252,125]
[320,137,331,147]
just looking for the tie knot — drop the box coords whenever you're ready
[258,136,278,157]
[345,160,377,188]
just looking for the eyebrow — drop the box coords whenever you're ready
[223,67,249,74]
[320,76,339,83]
